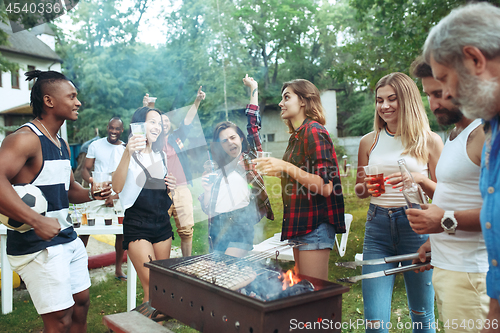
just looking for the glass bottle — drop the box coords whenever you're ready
[397,158,426,209]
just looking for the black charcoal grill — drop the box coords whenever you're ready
[146,247,349,333]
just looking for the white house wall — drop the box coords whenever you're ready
[0,53,63,143]
[0,53,61,112]
[321,90,338,138]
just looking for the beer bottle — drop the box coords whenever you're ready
[397,158,426,209]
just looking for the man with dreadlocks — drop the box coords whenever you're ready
[0,70,110,332]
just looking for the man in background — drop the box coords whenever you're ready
[82,117,126,280]
[73,128,99,187]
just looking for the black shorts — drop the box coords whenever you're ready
[122,215,173,250]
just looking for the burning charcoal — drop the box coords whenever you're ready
[270,280,315,301]
[238,270,288,301]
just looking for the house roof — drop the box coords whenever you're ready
[0,23,62,63]
[0,103,32,115]
[30,24,56,36]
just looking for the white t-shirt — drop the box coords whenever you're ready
[214,168,250,214]
[86,138,125,214]
[86,138,125,173]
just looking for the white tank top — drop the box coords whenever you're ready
[368,128,428,208]
[430,119,487,272]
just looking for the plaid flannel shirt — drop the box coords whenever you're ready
[280,118,345,241]
[200,104,274,223]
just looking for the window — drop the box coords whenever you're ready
[11,69,19,89]
[28,66,35,90]
[267,134,275,142]
[4,115,34,136]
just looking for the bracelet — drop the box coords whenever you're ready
[88,188,94,201]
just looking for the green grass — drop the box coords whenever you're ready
[0,173,437,332]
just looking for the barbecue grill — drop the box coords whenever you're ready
[146,248,349,333]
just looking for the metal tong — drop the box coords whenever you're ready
[336,252,431,283]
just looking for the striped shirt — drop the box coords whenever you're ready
[7,122,76,255]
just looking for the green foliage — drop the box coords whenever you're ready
[341,90,375,136]
[0,0,17,72]
[53,0,499,141]
[332,136,347,160]
[334,0,468,89]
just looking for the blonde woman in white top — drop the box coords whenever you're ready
[354,72,443,333]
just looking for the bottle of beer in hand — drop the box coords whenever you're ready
[397,158,426,209]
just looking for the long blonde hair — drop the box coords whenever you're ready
[281,79,326,133]
[374,72,431,164]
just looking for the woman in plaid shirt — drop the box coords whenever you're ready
[255,79,345,281]
[200,75,274,257]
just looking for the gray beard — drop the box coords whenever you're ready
[454,71,499,121]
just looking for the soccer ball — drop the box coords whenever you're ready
[0,184,48,232]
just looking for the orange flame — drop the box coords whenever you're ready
[281,269,301,290]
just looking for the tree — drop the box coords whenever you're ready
[0,2,17,72]
[56,0,156,142]
[231,0,345,107]
[329,0,474,90]
[329,0,500,135]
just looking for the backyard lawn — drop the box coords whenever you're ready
[0,172,436,332]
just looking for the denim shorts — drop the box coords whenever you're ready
[209,204,258,253]
[289,223,336,251]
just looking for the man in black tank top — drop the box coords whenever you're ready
[0,70,110,333]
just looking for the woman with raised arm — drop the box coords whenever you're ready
[254,79,345,281]
[112,106,176,319]
[354,72,443,333]
[199,74,274,258]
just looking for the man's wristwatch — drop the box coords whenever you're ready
[441,211,457,235]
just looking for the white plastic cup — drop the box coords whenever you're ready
[130,122,147,149]
[255,152,272,175]
[257,151,272,159]
[148,97,157,104]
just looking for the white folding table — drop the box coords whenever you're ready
[0,221,137,315]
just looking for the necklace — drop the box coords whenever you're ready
[35,118,62,156]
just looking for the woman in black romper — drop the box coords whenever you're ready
[113,107,176,308]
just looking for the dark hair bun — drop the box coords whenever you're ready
[25,70,43,81]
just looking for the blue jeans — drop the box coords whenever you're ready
[362,204,435,333]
